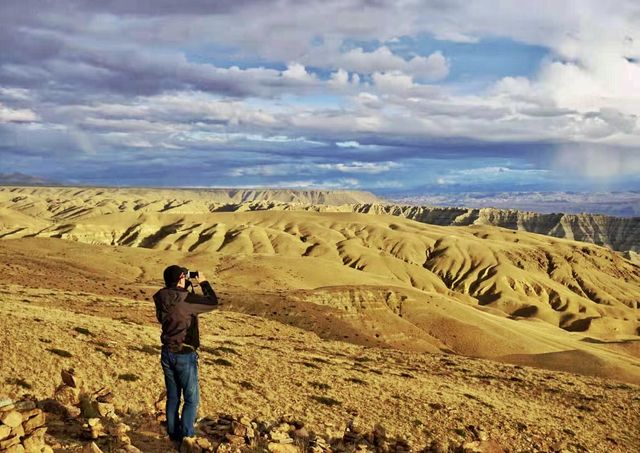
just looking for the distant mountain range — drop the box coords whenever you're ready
[0,172,61,186]
[1,186,639,253]
[387,191,640,217]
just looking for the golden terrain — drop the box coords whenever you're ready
[1,187,640,451]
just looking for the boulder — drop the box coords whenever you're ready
[1,410,23,428]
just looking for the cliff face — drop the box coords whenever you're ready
[349,205,640,252]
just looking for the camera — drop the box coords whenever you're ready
[186,270,199,279]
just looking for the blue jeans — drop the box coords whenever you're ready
[160,348,200,441]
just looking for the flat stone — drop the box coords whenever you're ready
[4,443,25,453]
[224,434,245,446]
[10,423,24,438]
[24,411,46,434]
[0,435,20,449]
[1,411,23,428]
[267,442,299,453]
[82,442,104,453]
[0,424,11,440]
[87,418,101,427]
[20,408,42,421]
[0,397,13,410]
[93,402,115,418]
[22,429,48,451]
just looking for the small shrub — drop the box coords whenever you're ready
[133,345,159,355]
[47,348,72,358]
[346,377,367,385]
[6,378,32,389]
[96,348,113,358]
[118,373,140,382]
[217,346,239,355]
[212,358,233,367]
[311,395,341,407]
[300,362,320,369]
[239,381,254,390]
[73,327,94,336]
[399,372,415,379]
[309,381,331,390]
[39,338,52,344]
[311,357,330,364]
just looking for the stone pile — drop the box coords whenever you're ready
[0,396,51,453]
[175,413,506,453]
[36,369,141,453]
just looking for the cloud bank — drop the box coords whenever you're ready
[0,0,639,191]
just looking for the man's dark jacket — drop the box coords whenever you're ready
[153,281,218,351]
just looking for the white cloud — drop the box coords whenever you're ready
[318,161,400,174]
[337,46,449,80]
[0,103,39,123]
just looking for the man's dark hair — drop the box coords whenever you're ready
[163,265,187,287]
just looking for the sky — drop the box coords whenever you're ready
[1,0,640,195]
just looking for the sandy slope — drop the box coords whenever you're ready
[1,281,640,452]
[0,188,639,450]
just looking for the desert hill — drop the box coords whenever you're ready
[0,238,639,451]
[1,187,638,254]
[2,187,640,450]
[1,192,639,382]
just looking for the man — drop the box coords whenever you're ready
[153,265,218,445]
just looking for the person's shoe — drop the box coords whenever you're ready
[179,436,198,453]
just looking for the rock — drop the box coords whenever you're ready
[93,402,116,418]
[180,436,201,453]
[4,443,25,453]
[223,434,245,446]
[61,368,81,388]
[10,423,24,438]
[0,424,11,440]
[461,440,505,453]
[427,440,450,453]
[270,429,293,443]
[14,400,37,412]
[108,423,131,438]
[1,411,23,428]
[0,435,21,449]
[18,408,41,420]
[93,388,114,404]
[54,385,80,406]
[23,410,46,434]
[82,442,104,453]
[0,397,13,410]
[230,421,247,437]
[22,428,48,451]
[196,437,213,450]
[291,427,309,440]
[267,442,300,453]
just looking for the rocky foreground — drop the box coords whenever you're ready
[3,368,631,453]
